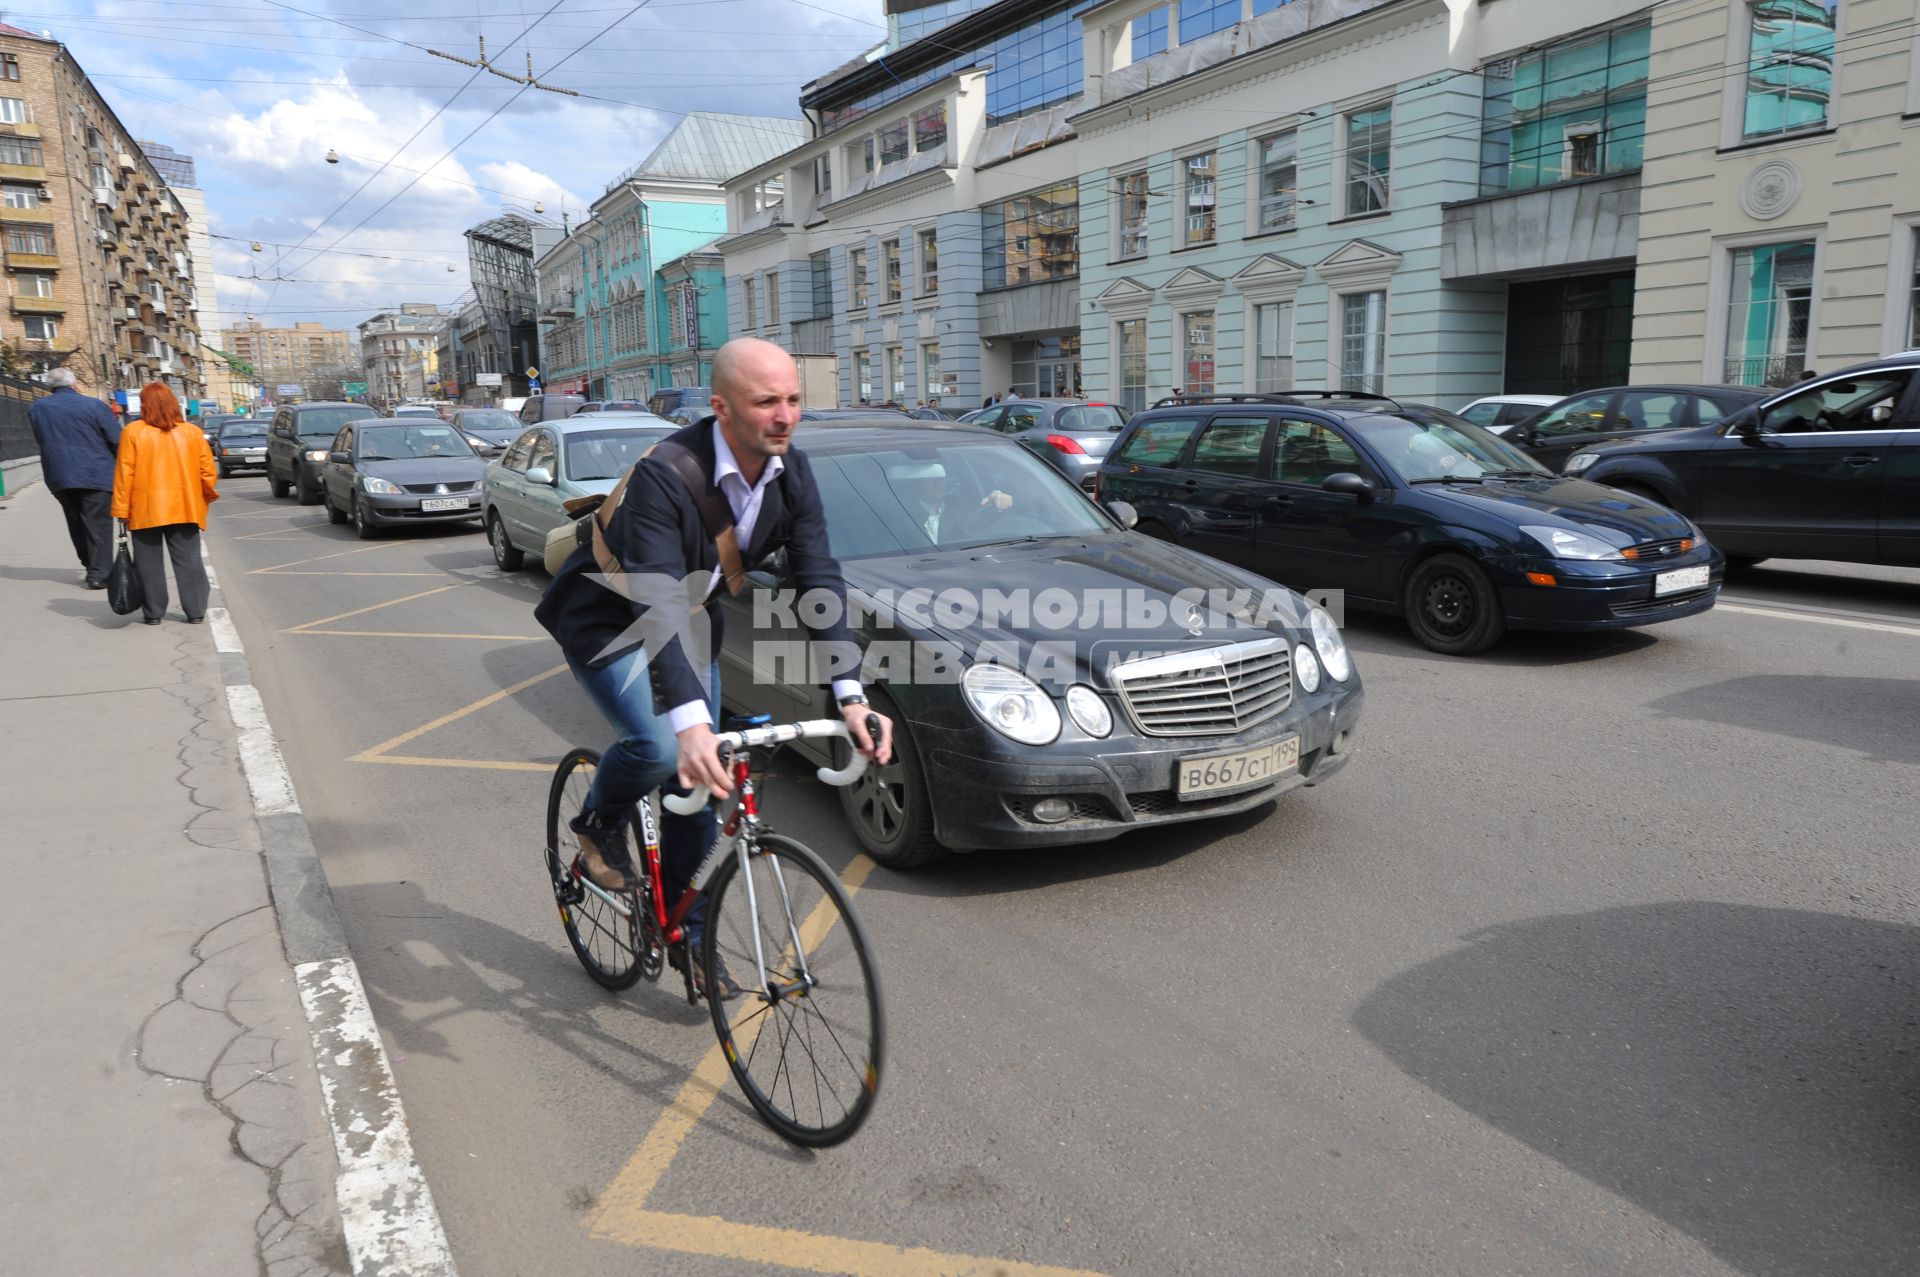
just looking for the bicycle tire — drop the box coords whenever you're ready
[703,834,884,1147]
[545,748,645,991]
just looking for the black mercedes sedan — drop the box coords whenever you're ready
[319,419,486,539]
[1564,355,1920,570]
[715,421,1364,868]
[1097,392,1724,655]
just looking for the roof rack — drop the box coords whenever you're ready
[1148,390,1404,410]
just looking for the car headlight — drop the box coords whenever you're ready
[304,449,329,462]
[465,435,489,449]
[1064,684,1111,738]
[1308,608,1352,683]
[962,664,1061,745]
[1294,644,1322,693]
[361,475,403,494]
[1565,452,1597,473]
[1520,525,1623,561]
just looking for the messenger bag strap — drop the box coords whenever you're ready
[589,440,746,596]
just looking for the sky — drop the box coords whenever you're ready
[32,0,889,339]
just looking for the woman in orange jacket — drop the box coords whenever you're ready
[112,382,218,625]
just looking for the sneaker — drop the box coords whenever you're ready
[572,819,636,892]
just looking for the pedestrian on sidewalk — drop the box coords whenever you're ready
[27,368,123,589]
[111,382,218,626]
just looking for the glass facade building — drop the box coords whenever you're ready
[1480,21,1649,195]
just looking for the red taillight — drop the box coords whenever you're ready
[1045,434,1085,455]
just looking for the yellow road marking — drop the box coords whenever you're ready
[285,582,467,632]
[584,857,1104,1275]
[255,570,447,577]
[295,629,545,640]
[252,543,397,572]
[347,663,568,764]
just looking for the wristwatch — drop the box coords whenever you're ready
[837,693,869,708]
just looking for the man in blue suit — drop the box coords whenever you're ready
[536,338,892,998]
[28,369,123,588]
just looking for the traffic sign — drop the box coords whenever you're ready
[526,367,540,380]
[344,381,368,396]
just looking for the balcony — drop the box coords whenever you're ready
[1724,354,1805,389]
[0,162,46,183]
[4,248,60,271]
[1441,173,1640,281]
[11,295,65,315]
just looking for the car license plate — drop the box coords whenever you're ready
[1654,565,1710,596]
[1176,736,1300,799]
[421,497,468,512]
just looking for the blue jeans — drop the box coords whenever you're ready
[568,647,721,942]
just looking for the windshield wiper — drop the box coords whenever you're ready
[1481,468,1543,479]
[358,454,394,461]
[1409,474,1488,485]
[963,534,1062,550]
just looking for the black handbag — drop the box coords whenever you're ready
[106,524,144,616]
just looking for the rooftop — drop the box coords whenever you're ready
[605,112,807,191]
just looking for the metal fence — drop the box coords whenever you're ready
[1723,355,1806,389]
[0,374,41,463]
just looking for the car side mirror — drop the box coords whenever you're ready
[1322,472,1374,500]
[1104,500,1138,530]
[328,450,350,465]
[524,465,555,486]
[1509,424,1536,446]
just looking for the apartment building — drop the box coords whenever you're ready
[0,24,203,398]
[357,304,445,404]
[223,320,357,398]
[1630,0,1920,387]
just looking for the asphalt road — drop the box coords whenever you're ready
[208,475,1920,1277]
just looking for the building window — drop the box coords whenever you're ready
[1254,131,1297,233]
[879,117,910,166]
[1253,0,1298,13]
[814,152,832,199]
[765,271,780,327]
[883,238,902,304]
[1012,334,1081,398]
[1181,310,1215,394]
[0,97,27,125]
[1744,1,1837,140]
[854,349,874,401]
[886,346,906,401]
[1339,291,1387,393]
[0,54,17,82]
[1116,171,1150,259]
[742,276,757,330]
[1345,105,1392,215]
[0,137,43,166]
[983,181,1079,288]
[922,341,946,399]
[1479,21,1649,195]
[811,250,832,317]
[914,103,947,153]
[1253,302,1294,391]
[919,229,939,295]
[859,136,876,175]
[1725,240,1814,386]
[19,272,53,298]
[1909,231,1920,349]
[22,315,57,341]
[850,247,870,308]
[1117,318,1148,416]
[1182,152,1216,246]
[984,7,1084,123]
[1180,0,1239,43]
[1133,7,1169,60]
[5,223,53,255]
[2,183,39,210]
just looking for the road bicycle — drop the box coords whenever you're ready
[543,714,885,1146]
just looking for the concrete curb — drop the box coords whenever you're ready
[201,539,459,1277]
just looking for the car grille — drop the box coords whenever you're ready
[1108,637,1292,738]
[1610,587,1713,617]
[402,480,478,494]
[1623,537,1692,561]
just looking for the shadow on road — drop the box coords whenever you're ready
[1341,611,1661,666]
[332,878,810,1166]
[1353,902,1920,1277]
[1727,562,1920,617]
[1649,674,1920,765]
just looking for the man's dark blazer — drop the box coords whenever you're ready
[535,418,858,717]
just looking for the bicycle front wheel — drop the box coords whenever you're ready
[545,748,645,990]
[704,835,884,1146]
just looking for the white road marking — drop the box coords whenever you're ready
[1718,601,1920,638]
[224,684,301,815]
[207,608,243,654]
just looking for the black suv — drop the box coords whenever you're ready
[1565,353,1920,569]
[1504,383,1767,472]
[266,402,367,505]
[1097,392,1722,655]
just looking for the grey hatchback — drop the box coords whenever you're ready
[320,418,486,539]
[967,398,1129,490]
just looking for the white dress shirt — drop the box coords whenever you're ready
[666,424,862,732]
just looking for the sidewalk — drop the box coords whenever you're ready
[0,479,352,1274]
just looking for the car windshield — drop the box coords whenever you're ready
[1350,407,1551,483]
[808,439,1111,559]
[219,421,265,438]
[295,407,362,440]
[356,425,474,460]
[458,410,519,432]
[565,427,672,480]
[392,407,439,418]
[1053,404,1127,432]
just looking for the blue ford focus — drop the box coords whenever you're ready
[1096,392,1724,655]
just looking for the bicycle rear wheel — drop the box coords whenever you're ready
[704,834,883,1147]
[545,748,646,990]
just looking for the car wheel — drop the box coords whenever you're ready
[1403,552,1505,656]
[269,466,290,499]
[325,492,346,525]
[352,495,378,540]
[218,464,231,480]
[1136,519,1175,542]
[488,511,525,571]
[838,689,946,869]
[296,469,321,506]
